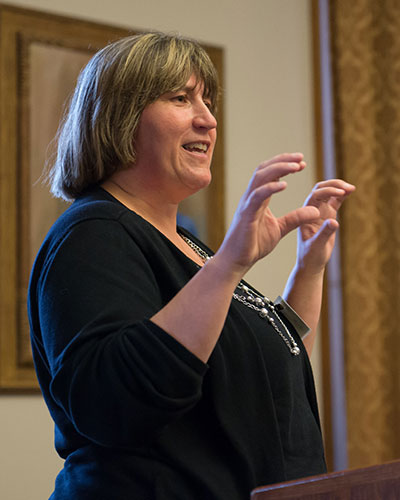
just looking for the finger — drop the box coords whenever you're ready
[258,160,307,177]
[278,206,320,238]
[313,179,355,193]
[327,194,348,212]
[246,181,287,214]
[306,187,347,205]
[249,162,304,192]
[259,152,304,167]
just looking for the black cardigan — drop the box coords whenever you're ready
[28,187,326,500]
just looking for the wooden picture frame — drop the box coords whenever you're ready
[0,4,225,390]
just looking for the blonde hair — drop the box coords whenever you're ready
[47,32,219,200]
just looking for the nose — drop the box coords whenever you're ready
[193,101,217,130]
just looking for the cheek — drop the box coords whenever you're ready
[136,124,166,155]
[210,130,217,152]
[135,108,187,157]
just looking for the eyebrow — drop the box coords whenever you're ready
[164,81,211,101]
[182,78,205,93]
[181,84,199,93]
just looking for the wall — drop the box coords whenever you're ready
[0,1,319,498]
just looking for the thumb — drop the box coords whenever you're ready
[279,206,320,238]
[313,218,339,244]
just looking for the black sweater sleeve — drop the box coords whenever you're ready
[32,216,207,449]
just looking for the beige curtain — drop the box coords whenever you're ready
[329,0,400,467]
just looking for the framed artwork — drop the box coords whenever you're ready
[0,4,225,390]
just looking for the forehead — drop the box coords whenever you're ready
[186,73,200,87]
[178,74,206,95]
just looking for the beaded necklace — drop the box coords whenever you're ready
[180,234,300,356]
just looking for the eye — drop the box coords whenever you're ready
[172,94,188,104]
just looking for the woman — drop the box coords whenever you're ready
[28,32,354,499]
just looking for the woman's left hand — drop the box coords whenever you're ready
[296,179,356,274]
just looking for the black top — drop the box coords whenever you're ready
[28,187,326,500]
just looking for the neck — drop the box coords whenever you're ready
[102,177,179,238]
[101,168,207,266]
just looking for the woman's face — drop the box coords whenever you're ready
[133,74,217,202]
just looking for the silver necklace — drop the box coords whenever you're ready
[180,234,300,356]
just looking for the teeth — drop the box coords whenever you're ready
[183,142,208,153]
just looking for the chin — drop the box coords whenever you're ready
[180,173,212,199]
[191,171,212,190]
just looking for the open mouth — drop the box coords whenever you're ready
[182,142,209,153]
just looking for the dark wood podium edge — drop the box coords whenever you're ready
[251,459,400,498]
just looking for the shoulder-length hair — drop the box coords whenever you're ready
[47,32,219,201]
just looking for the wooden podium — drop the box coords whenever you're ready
[251,460,400,499]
